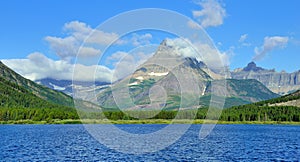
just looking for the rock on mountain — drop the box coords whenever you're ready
[231,62,300,95]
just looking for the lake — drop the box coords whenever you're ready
[0,124,299,161]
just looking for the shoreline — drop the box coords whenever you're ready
[1,119,300,125]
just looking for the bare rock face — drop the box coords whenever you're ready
[231,62,300,95]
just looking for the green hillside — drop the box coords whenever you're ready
[0,61,79,121]
[0,76,78,121]
[221,90,300,122]
[200,79,279,108]
[0,61,73,107]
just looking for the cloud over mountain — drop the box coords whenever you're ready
[2,52,113,82]
[253,36,289,61]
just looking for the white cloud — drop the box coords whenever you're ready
[253,36,289,61]
[187,20,202,29]
[2,52,113,82]
[45,21,120,61]
[121,33,153,46]
[165,38,229,69]
[79,47,101,57]
[239,34,248,43]
[238,34,251,47]
[192,0,226,28]
[133,33,152,46]
[63,21,119,45]
[107,50,153,80]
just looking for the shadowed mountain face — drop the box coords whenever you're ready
[231,62,300,95]
[242,62,265,72]
[0,61,74,107]
[97,40,279,110]
[35,78,109,96]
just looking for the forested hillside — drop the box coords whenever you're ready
[0,76,78,121]
[221,90,300,122]
[0,61,73,107]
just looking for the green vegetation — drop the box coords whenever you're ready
[1,60,299,124]
[0,76,78,121]
[200,95,251,108]
[221,105,300,122]
[220,90,300,122]
[227,79,279,100]
[1,73,299,124]
[254,90,300,106]
[0,61,73,107]
[0,107,78,121]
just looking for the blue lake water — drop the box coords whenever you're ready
[0,124,299,161]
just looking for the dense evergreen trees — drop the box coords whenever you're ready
[84,106,300,122]
[0,76,78,121]
[221,105,300,122]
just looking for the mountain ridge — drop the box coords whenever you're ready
[0,61,74,107]
[97,40,279,110]
[231,62,300,95]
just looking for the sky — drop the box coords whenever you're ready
[0,0,300,82]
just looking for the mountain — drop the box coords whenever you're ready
[97,40,278,110]
[0,75,69,109]
[97,41,212,110]
[201,79,279,108]
[0,61,73,107]
[231,62,300,95]
[0,61,80,121]
[35,78,109,96]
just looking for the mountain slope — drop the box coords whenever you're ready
[0,76,70,109]
[257,89,300,107]
[201,79,280,108]
[231,62,300,95]
[221,89,300,122]
[0,61,73,106]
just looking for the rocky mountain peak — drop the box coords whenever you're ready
[232,62,300,95]
[183,57,207,69]
[243,62,265,72]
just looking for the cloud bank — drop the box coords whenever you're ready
[192,0,226,28]
[165,38,229,69]
[2,52,113,82]
[45,21,119,61]
[253,36,289,61]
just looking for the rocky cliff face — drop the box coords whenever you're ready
[231,62,300,95]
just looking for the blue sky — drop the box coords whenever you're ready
[1,0,300,81]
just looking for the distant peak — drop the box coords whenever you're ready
[160,39,168,46]
[243,62,264,72]
[248,61,256,66]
